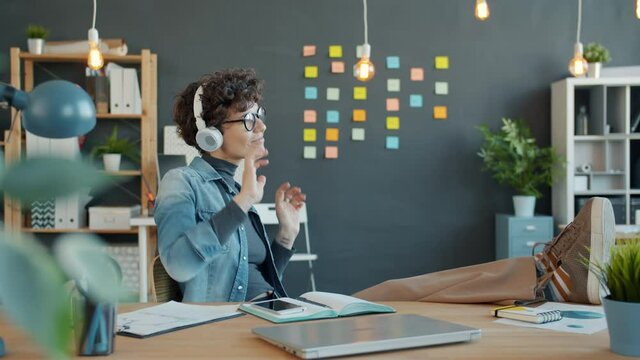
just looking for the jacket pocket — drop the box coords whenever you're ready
[197,209,231,253]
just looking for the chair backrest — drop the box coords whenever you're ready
[149,255,181,302]
[253,203,308,225]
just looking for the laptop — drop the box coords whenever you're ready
[252,314,481,359]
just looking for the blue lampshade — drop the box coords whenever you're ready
[1,80,96,138]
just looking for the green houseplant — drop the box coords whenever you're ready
[583,42,611,79]
[26,24,49,55]
[587,241,640,356]
[478,118,563,216]
[91,126,139,172]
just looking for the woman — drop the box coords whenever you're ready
[154,68,306,302]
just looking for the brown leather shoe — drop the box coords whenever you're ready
[536,197,615,304]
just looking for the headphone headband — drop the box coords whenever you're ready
[193,85,206,131]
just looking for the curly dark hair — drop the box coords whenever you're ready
[173,68,264,152]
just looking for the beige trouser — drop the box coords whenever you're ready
[353,257,538,304]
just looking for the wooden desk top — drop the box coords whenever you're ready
[0,302,627,359]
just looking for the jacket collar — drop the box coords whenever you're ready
[189,156,222,182]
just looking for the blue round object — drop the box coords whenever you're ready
[23,80,96,138]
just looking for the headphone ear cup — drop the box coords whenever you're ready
[196,127,223,152]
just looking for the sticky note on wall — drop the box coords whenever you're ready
[386,56,400,69]
[305,87,318,99]
[386,98,399,111]
[411,67,424,81]
[304,110,316,123]
[409,94,423,108]
[435,82,449,95]
[304,66,318,78]
[303,146,317,159]
[387,79,400,92]
[353,87,367,100]
[326,128,339,141]
[326,110,340,123]
[433,106,447,119]
[325,146,338,159]
[326,87,340,101]
[352,128,365,141]
[331,61,345,73]
[303,45,316,57]
[329,45,343,58]
[386,116,400,130]
[435,56,449,69]
[352,109,366,122]
[304,128,317,142]
[386,136,399,149]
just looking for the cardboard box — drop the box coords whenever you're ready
[89,205,141,230]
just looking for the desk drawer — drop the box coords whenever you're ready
[510,237,546,257]
[508,218,552,238]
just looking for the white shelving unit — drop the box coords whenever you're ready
[552,77,640,227]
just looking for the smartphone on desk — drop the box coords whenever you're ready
[250,299,306,315]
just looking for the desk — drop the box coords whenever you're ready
[0,302,625,359]
[130,217,156,303]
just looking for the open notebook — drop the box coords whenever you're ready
[239,291,395,323]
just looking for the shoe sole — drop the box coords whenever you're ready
[586,198,615,304]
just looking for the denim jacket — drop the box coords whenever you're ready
[154,157,292,302]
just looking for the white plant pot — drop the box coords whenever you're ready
[27,38,44,54]
[513,195,536,217]
[103,154,122,172]
[587,62,602,78]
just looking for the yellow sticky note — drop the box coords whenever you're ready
[303,45,316,57]
[325,146,338,159]
[304,110,316,123]
[329,45,343,58]
[353,109,366,122]
[304,66,318,78]
[304,128,317,142]
[326,128,339,142]
[386,98,400,111]
[386,116,400,130]
[435,56,449,69]
[353,87,367,100]
[411,67,424,81]
[434,106,448,119]
[331,61,345,73]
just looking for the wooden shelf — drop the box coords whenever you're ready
[100,170,142,176]
[19,53,142,63]
[97,113,144,120]
[23,227,138,234]
[575,190,627,196]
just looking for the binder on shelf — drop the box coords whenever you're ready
[122,68,142,115]
[109,67,124,114]
[26,131,55,229]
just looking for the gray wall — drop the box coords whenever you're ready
[1,0,639,296]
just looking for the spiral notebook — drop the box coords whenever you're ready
[492,305,562,324]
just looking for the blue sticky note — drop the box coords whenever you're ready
[326,110,340,123]
[304,86,318,100]
[409,94,423,108]
[386,56,400,69]
[386,136,399,149]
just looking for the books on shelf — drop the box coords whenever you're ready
[238,291,395,324]
[44,38,128,56]
[492,305,562,324]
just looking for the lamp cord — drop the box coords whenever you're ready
[92,0,97,28]
[363,0,368,45]
[576,0,582,43]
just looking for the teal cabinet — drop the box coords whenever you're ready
[495,214,553,259]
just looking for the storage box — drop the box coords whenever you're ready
[574,175,589,191]
[89,205,141,230]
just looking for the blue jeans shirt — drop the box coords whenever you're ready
[154,157,292,302]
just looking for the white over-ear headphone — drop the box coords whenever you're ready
[193,85,224,152]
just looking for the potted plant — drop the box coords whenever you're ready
[583,42,611,79]
[26,24,49,55]
[91,126,139,172]
[586,241,640,356]
[478,118,564,217]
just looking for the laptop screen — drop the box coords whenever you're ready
[156,154,187,183]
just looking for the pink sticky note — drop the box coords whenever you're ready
[386,98,400,112]
[331,61,345,73]
[411,67,424,81]
[304,110,317,123]
[325,146,338,159]
[303,45,316,57]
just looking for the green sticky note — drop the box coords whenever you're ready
[387,79,400,92]
[303,146,317,159]
[435,82,449,95]
[352,128,365,141]
[353,87,367,100]
[326,87,340,101]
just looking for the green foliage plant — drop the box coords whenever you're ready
[587,241,640,303]
[478,118,564,198]
[26,24,49,39]
[91,126,139,163]
[584,42,612,64]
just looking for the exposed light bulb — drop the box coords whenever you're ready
[354,44,375,82]
[87,28,104,71]
[568,42,588,77]
[475,0,490,21]
[636,0,640,19]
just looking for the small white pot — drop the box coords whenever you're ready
[513,195,536,217]
[27,38,44,54]
[587,62,602,78]
[103,154,122,172]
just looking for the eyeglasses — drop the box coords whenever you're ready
[222,106,266,131]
